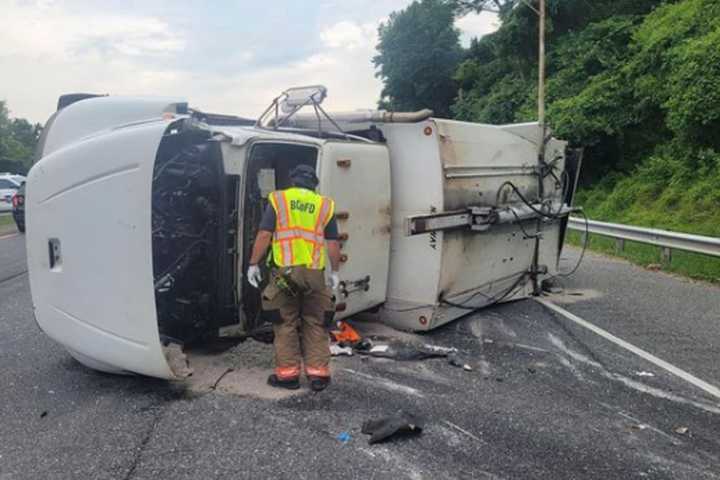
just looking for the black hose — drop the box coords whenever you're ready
[557,208,589,277]
[439,272,528,312]
[496,181,567,221]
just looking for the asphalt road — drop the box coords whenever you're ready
[1,233,719,479]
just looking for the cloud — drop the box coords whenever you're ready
[1,1,184,59]
[320,20,376,50]
[456,10,500,47]
[1,1,497,124]
[183,18,386,117]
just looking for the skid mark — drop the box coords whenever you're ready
[548,333,603,369]
[556,355,586,382]
[493,317,518,338]
[392,363,455,387]
[548,333,720,415]
[442,420,483,443]
[640,452,720,480]
[511,343,549,353]
[538,298,720,401]
[371,447,429,480]
[478,359,492,376]
[616,411,682,446]
[610,374,720,415]
[342,368,425,398]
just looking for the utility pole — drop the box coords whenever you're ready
[472,0,549,295]
[538,0,546,151]
[531,0,547,296]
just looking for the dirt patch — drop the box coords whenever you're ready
[183,316,433,400]
[185,339,303,400]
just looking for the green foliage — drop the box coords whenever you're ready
[0,101,40,174]
[374,0,462,117]
[577,145,720,239]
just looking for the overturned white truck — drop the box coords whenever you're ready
[26,87,581,379]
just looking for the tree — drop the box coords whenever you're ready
[0,101,41,174]
[373,0,463,117]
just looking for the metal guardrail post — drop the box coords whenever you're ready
[567,217,720,259]
[616,238,625,253]
[662,247,672,265]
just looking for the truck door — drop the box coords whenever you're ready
[319,141,392,317]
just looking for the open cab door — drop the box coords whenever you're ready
[320,141,392,317]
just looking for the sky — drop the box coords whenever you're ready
[1,0,498,124]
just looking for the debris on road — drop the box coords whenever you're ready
[674,426,689,435]
[447,352,473,371]
[358,339,457,361]
[330,344,353,356]
[337,432,351,444]
[163,343,193,378]
[361,411,425,444]
[330,321,362,344]
[635,371,655,377]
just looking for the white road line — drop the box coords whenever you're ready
[536,297,720,401]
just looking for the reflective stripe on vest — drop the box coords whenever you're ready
[269,188,335,269]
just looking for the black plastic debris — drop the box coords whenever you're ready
[361,411,425,444]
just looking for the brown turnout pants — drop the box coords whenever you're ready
[261,266,335,380]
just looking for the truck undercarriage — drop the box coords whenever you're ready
[151,122,239,345]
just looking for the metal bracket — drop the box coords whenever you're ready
[405,203,572,237]
[339,275,371,298]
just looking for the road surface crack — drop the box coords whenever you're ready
[122,403,166,480]
[0,269,28,285]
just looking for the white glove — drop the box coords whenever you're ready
[247,265,262,288]
[329,272,341,291]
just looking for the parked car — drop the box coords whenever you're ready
[0,173,23,213]
[12,183,25,233]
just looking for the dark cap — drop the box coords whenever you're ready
[290,164,319,189]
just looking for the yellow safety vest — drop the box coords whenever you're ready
[268,187,335,269]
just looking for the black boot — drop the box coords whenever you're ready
[308,376,331,392]
[267,374,300,390]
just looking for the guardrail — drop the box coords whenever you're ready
[567,217,720,262]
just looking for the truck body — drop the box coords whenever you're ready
[25,91,580,379]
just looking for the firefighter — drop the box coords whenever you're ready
[246,164,341,391]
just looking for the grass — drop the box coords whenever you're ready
[0,213,18,235]
[567,230,720,284]
[570,150,720,284]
